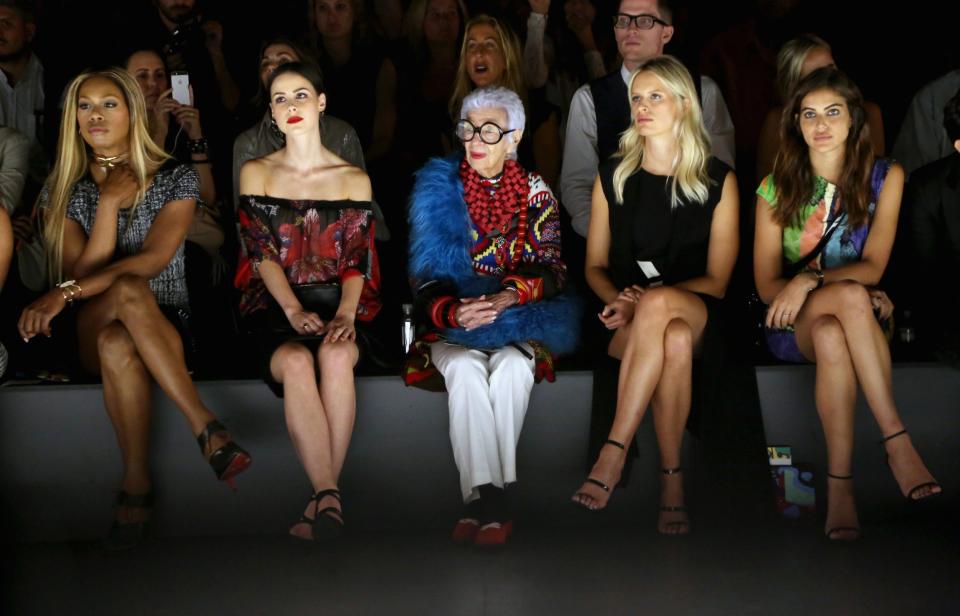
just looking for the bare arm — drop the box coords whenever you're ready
[69,167,139,279]
[0,208,12,290]
[819,163,903,286]
[584,176,619,305]
[19,199,194,340]
[675,171,739,298]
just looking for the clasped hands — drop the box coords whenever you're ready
[454,290,519,331]
[599,284,646,330]
[285,308,356,343]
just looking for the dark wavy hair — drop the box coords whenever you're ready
[267,61,326,98]
[772,67,874,228]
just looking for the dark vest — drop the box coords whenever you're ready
[589,65,704,164]
[590,72,631,164]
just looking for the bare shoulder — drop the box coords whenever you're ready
[341,165,372,201]
[239,156,271,194]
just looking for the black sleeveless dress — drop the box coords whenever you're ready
[598,156,731,295]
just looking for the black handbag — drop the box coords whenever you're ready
[265,283,343,333]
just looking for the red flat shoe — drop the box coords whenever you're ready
[451,517,480,544]
[474,521,513,548]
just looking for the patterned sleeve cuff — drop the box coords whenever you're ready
[502,275,544,305]
[429,295,461,328]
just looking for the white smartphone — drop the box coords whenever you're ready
[171,72,190,105]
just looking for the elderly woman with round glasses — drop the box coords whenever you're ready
[407,86,580,548]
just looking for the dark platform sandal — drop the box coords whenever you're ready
[196,420,252,490]
[298,488,344,541]
[658,467,690,535]
[824,473,862,542]
[103,490,154,551]
[879,429,942,502]
[574,439,626,510]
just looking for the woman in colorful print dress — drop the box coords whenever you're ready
[754,67,940,542]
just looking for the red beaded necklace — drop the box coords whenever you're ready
[460,158,529,271]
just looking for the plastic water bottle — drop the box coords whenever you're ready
[401,303,415,354]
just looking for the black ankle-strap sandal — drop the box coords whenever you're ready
[582,439,626,493]
[196,420,252,489]
[824,473,861,542]
[103,490,155,551]
[658,468,690,534]
[300,488,344,541]
[878,430,943,501]
[574,439,626,510]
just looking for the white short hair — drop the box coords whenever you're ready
[459,86,526,133]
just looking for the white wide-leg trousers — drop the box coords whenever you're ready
[430,342,536,502]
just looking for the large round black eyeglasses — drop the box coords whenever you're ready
[455,119,517,145]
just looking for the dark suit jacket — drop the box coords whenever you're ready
[906,152,960,351]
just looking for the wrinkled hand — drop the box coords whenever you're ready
[488,289,520,316]
[201,19,224,52]
[766,272,817,329]
[98,165,139,210]
[18,289,67,341]
[529,0,550,15]
[323,313,356,344]
[455,295,497,331]
[286,308,324,336]
[870,288,894,321]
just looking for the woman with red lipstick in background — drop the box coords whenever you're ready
[754,67,940,542]
[449,14,562,188]
[307,0,396,166]
[238,62,380,541]
[571,56,739,536]
[17,69,252,550]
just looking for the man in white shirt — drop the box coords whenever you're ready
[560,0,735,238]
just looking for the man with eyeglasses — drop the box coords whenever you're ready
[559,0,735,239]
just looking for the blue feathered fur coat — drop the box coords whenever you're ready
[408,155,581,356]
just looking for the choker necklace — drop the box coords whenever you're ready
[93,153,128,169]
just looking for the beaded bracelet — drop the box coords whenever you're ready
[188,138,209,155]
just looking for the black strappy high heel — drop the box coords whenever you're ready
[658,467,690,535]
[196,420,252,490]
[298,488,344,541]
[824,473,862,542]
[574,439,626,510]
[879,429,942,501]
[103,490,154,551]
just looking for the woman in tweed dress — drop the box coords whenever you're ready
[18,69,252,550]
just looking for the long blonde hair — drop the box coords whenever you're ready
[448,14,526,119]
[611,55,712,208]
[43,69,168,284]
